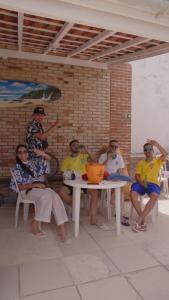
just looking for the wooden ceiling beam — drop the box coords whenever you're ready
[0,48,107,69]
[44,22,74,54]
[67,29,114,57]
[90,37,149,60]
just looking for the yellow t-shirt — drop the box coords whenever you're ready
[136,157,164,186]
[60,154,88,175]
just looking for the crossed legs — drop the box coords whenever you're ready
[131,190,158,226]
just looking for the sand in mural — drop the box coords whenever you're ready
[0,80,61,107]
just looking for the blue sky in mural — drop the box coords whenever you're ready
[0,80,51,101]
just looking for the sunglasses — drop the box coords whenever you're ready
[18,150,28,154]
[144,147,153,152]
[110,145,118,149]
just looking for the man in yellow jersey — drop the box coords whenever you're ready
[131,139,167,232]
[59,140,98,225]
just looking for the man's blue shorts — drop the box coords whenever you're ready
[131,182,160,196]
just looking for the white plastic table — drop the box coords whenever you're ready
[64,179,127,237]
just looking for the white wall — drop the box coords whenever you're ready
[131,53,169,154]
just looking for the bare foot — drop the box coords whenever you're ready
[31,220,41,235]
[90,216,97,225]
[58,224,66,241]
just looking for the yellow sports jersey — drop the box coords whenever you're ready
[60,154,88,175]
[136,157,164,186]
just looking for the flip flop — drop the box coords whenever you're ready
[32,230,47,237]
[95,223,111,231]
[61,238,72,244]
[121,220,130,227]
[37,230,47,237]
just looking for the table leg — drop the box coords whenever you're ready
[73,187,81,238]
[107,189,112,221]
[115,187,121,236]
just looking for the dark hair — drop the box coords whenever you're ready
[69,139,79,147]
[109,139,118,144]
[16,144,34,177]
[143,143,152,149]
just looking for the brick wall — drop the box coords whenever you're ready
[110,64,131,164]
[0,58,131,178]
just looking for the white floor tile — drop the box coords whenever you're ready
[78,276,141,300]
[0,226,63,266]
[58,230,100,256]
[22,286,81,300]
[64,252,118,284]
[92,230,134,250]
[147,238,169,265]
[20,258,73,296]
[127,266,169,300]
[105,244,159,273]
[0,265,19,300]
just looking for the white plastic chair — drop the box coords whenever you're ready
[159,162,169,197]
[158,159,169,197]
[130,195,158,224]
[10,169,34,227]
[100,189,120,221]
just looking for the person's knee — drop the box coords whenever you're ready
[150,192,158,201]
[89,189,98,196]
[130,191,139,202]
[59,186,69,196]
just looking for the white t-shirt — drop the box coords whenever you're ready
[98,153,125,174]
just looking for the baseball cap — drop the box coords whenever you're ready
[33,106,46,115]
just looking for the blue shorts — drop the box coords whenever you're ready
[131,182,160,196]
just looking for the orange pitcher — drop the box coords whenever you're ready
[86,163,105,184]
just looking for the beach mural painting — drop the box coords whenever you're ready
[0,80,61,107]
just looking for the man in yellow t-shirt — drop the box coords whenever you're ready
[59,140,98,225]
[61,152,88,175]
[131,139,167,232]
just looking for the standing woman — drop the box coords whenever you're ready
[10,144,68,241]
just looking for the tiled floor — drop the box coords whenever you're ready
[1,195,169,300]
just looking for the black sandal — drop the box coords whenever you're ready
[121,218,130,226]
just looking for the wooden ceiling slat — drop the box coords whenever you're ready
[0,26,17,33]
[66,33,90,40]
[0,10,17,17]
[0,20,17,26]
[23,41,48,46]
[72,26,101,34]
[0,32,16,38]
[23,25,58,34]
[0,37,17,42]
[23,37,49,43]
[24,16,63,27]
[23,32,53,39]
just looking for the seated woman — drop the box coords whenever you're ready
[10,144,68,241]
